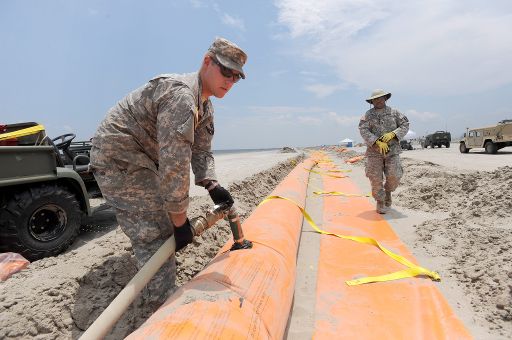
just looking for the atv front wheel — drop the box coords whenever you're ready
[0,184,81,260]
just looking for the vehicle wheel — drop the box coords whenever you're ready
[485,141,497,154]
[0,184,81,261]
[459,142,469,153]
[446,142,450,148]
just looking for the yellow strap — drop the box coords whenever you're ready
[0,124,45,141]
[259,195,440,285]
[327,169,352,173]
[305,168,348,179]
[307,183,370,198]
[313,190,371,198]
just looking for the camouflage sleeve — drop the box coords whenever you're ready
[157,87,196,214]
[358,111,379,146]
[392,109,410,140]
[191,116,217,185]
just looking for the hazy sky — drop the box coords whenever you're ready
[1,0,511,149]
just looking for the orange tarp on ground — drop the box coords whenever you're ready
[313,156,471,339]
[126,158,317,340]
[0,252,29,281]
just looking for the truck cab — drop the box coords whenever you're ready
[421,131,451,148]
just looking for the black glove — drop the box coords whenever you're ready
[174,219,194,252]
[208,183,234,208]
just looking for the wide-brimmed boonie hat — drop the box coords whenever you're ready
[366,89,391,103]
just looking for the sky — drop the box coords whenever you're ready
[1,0,511,149]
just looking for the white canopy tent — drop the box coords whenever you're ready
[339,138,354,147]
[404,130,416,140]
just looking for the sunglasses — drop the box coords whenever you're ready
[211,57,242,83]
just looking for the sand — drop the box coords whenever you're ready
[1,145,511,339]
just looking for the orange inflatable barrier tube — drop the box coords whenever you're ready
[126,158,317,340]
[313,157,471,339]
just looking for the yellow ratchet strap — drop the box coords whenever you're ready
[305,168,348,179]
[259,195,440,286]
[0,124,45,141]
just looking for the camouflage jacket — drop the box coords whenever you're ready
[358,106,409,156]
[92,72,216,213]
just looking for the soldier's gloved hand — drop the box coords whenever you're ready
[375,140,389,155]
[380,131,396,143]
[174,219,194,252]
[208,184,234,208]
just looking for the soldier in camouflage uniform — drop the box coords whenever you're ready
[90,37,247,308]
[358,89,409,214]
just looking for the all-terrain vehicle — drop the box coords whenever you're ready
[0,122,104,260]
[421,131,451,148]
[459,119,512,154]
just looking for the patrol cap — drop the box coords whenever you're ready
[208,37,247,79]
[366,89,391,103]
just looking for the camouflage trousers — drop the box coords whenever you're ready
[115,209,177,305]
[365,153,403,202]
[90,147,177,306]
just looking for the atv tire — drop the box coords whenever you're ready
[0,184,81,261]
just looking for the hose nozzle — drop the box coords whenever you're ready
[190,203,253,251]
[189,203,230,237]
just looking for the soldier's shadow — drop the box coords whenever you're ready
[357,207,407,221]
[381,208,408,220]
[77,207,118,243]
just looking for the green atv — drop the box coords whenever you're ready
[0,122,105,261]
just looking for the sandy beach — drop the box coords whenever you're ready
[1,145,511,339]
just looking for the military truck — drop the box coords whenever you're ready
[421,131,451,148]
[0,122,104,260]
[459,119,512,154]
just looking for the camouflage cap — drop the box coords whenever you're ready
[366,89,391,103]
[208,37,247,79]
